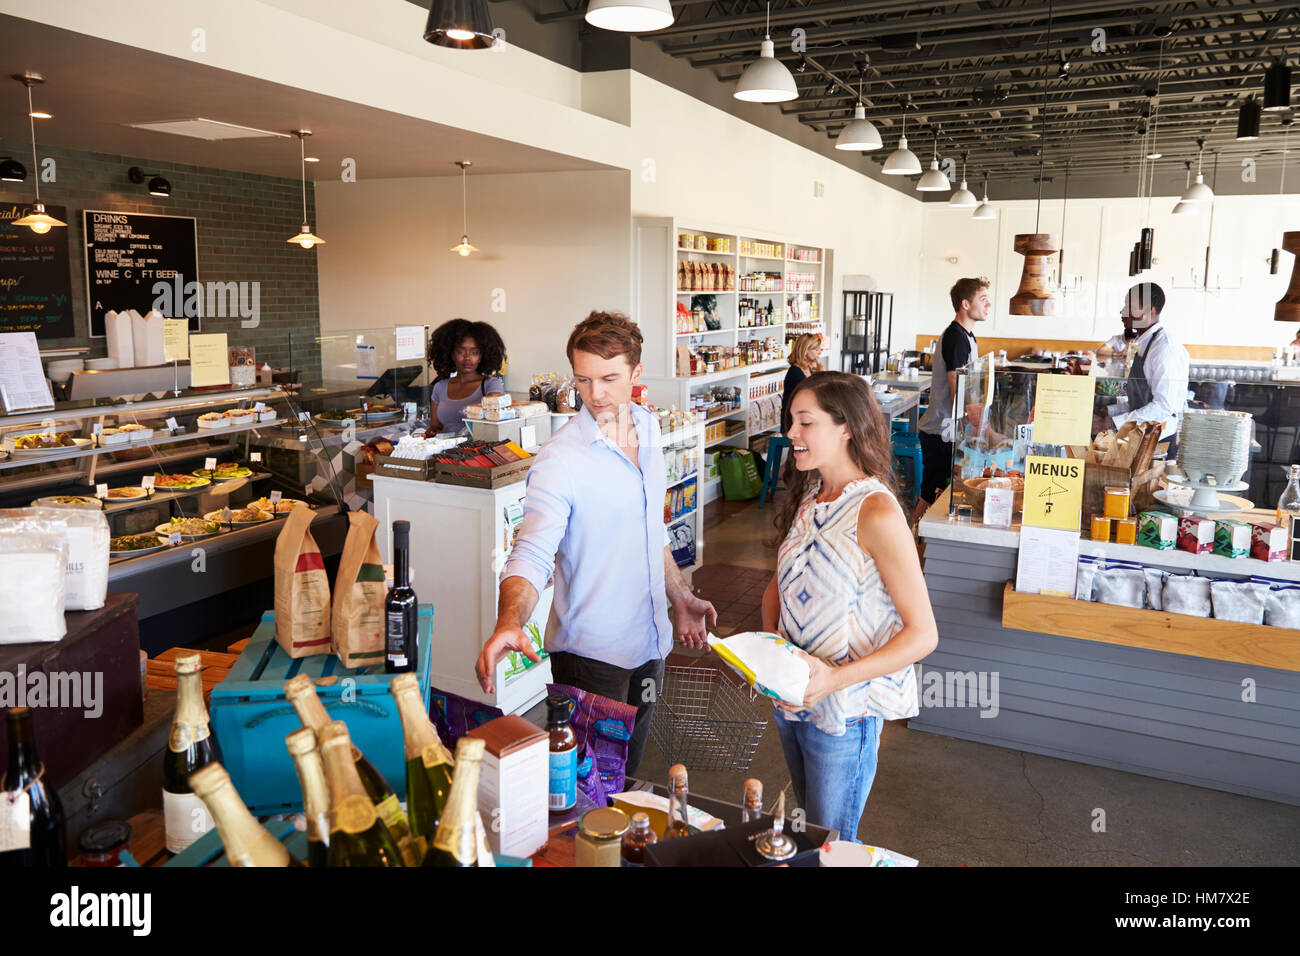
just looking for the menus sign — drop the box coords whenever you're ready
[1021,455,1084,531]
[0,203,73,338]
[83,211,199,337]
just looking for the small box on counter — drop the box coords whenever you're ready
[466,715,549,859]
[1138,510,1177,550]
[482,393,512,411]
[463,403,484,421]
[1214,519,1251,559]
[1115,517,1137,545]
[1103,486,1131,520]
[1177,514,1215,555]
[1090,516,1111,542]
[1251,522,1288,562]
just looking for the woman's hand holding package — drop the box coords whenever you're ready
[776,649,840,712]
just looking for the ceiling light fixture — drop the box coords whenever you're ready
[1237,95,1262,140]
[1171,160,1197,215]
[916,129,951,191]
[972,172,996,220]
[834,62,881,151]
[585,0,674,33]
[1180,137,1214,202]
[1270,127,1290,280]
[882,103,921,175]
[1009,0,1058,317]
[10,73,65,235]
[451,159,479,257]
[424,0,496,50]
[303,155,320,163]
[949,153,977,206]
[286,130,324,249]
[734,3,798,103]
[0,157,25,182]
[1264,56,1292,112]
[127,166,171,197]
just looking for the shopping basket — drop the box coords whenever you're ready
[649,665,767,773]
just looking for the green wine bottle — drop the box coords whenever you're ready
[284,673,415,860]
[319,722,405,867]
[162,652,222,854]
[390,673,454,862]
[423,736,485,868]
[285,728,330,868]
[0,707,66,867]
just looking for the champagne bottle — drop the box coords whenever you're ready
[390,673,453,863]
[285,727,330,868]
[385,520,418,675]
[663,764,691,839]
[189,762,290,866]
[0,707,66,867]
[422,736,485,868]
[163,652,221,854]
[283,673,413,856]
[319,721,405,867]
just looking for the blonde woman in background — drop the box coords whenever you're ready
[782,333,824,434]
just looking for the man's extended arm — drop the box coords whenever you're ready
[665,547,717,649]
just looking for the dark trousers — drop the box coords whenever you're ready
[548,651,664,776]
[918,430,954,504]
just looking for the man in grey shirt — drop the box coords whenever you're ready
[915,277,988,521]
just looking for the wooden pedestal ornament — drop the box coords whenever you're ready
[1009,233,1059,316]
[1275,231,1300,322]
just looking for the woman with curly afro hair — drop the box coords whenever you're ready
[427,319,507,433]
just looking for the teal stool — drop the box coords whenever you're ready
[760,435,792,508]
[891,418,913,437]
[891,433,923,505]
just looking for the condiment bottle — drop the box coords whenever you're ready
[574,807,629,867]
[621,811,658,866]
[546,693,577,814]
[663,764,692,839]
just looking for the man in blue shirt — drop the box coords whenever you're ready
[475,311,717,773]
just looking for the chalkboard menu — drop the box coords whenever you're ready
[83,210,199,337]
[0,203,74,339]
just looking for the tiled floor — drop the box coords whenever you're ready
[690,563,772,634]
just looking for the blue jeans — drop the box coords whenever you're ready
[774,712,883,844]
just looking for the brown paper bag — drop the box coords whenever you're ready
[273,504,331,658]
[331,511,386,668]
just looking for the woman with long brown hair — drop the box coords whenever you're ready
[761,371,938,843]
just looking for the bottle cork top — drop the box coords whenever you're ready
[668,764,688,791]
[283,673,313,697]
[188,761,230,796]
[174,651,202,675]
[284,726,318,756]
[389,673,419,695]
[455,736,486,761]
[318,720,350,747]
[744,778,763,803]
[631,811,651,828]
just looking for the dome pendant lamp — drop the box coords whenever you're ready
[1181,138,1215,203]
[734,3,798,103]
[423,0,496,50]
[916,130,951,192]
[1171,160,1197,215]
[948,153,977,207]
[585,0,674,33]
[882,109,921,175]
[972,172,996,219]
[834,62,881,151]
[450,160,479,257]
[10,73,65,235]
[286,130,324,249]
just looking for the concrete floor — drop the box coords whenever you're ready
[627,493,1300,866]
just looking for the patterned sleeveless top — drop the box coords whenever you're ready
[776,476,919,735]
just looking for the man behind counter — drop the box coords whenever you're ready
[475,311,717,774]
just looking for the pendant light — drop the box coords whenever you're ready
[0,158,25,182]
[1171,160,1198,215]
[972,172,996,219]
[1009,1,1058,317]
[1180,138,1214,203]
[1264,56,1292,112]
[450,160,479,257]
[882,106,921,175]
[734,3,797,103]
[1057,159,1071,287]
[948,153,977,207]
[10,73,65,235]
[585,0,674,32]
[1237,96,1262,140]
[834,62,881,151]
[423,0,495,49]
[916,129,951,191]
[286,130,324,249]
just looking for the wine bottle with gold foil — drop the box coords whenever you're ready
[285,728,330,868]
[422,736,485,868]
[283,673,414,859]
[162,652,222,854]
[319,722,405,867]
[390,673,454,862]
[189,762,291,867]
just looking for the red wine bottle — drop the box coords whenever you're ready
[0,707,67,867]
[385,520,418,675]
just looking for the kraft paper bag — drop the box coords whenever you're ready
[331,511,387,668]
[273,504,331,658]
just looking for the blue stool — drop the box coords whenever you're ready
[891,418,913,437]
[760,436,791,508]
[891,433,923,504]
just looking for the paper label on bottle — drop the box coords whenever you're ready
[548,746,577,811]
[163,789,214,853]
[0,791,31,852]
[375,793,410,842]
[333,794,378,835]
[385,611,408,667]
[168,719,211,753]
[421,743,453,770]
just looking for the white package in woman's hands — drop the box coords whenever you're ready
[706,631,810,705]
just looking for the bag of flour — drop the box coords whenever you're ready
[706,631,810,705]
[0,514,68,643]
[331,511,386,667]
[273,504,331,657]
[21,506,109,611]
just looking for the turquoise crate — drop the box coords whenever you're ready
[121,820,309,867]
[208,605,434,815]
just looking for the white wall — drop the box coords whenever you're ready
[315,170,632,391]
[919,193,1300,350]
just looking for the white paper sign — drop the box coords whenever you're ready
[395,326,425,362]
[269,490,283,505]
[356,344,378,380]
[168,532,182,547]
[983,486,1013,529]
[520,425,538,449]
[95,483,108,499]
[250,452,262,463]
[0,792,31,852]
[142,475,155,491]
[1015,526,1080,596]
[0,332,55,413]
[92,423,103,436]
[165,417,179,431]
[205,457,217,472]
[253,402,266,413]
[298,411,310,422]
[221,507,232,523]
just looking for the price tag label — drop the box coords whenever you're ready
[92,423,103,436]
[168,532,182,547]
[165,417,179,432]
[305,485,314,498]
[95,483,108,499]
[298,411,310,422]
[269,491,283,504]
[205,457,217,472]
[221,507,233,524]
[254,402,266,413]
[298,433,307,443]
[40,419,55,436]
[142,475,155,491]
[0,792,31,852]
[249,452,262,464]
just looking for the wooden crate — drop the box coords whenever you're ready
[372,454,434,481]
[434,457,531,489]
[146,648,239,706]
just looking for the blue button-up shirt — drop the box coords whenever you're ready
[501,402,672,669]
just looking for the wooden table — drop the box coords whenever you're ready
[878,390,921,432]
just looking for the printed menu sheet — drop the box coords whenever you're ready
[0,331,55,412]
[1015,526,1080,596]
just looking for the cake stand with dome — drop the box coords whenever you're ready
[1153,409,1254,514]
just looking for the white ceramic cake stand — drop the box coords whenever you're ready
[1155,475,1252,514]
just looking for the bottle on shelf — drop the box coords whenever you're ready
[283,673,415,859]
[285,727,331,868]
[319,721,405,866]
[390,672,454,862]
[546,694,577,814]
[663,763,692,840]
[162,651,221,854]
[0,706,66,867]
[620,811,658,866]
[423,736,487,867]
[742,778,763,824]
[1278,465,1300,534]
[188,762,291,866]
[385,519,418,675]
